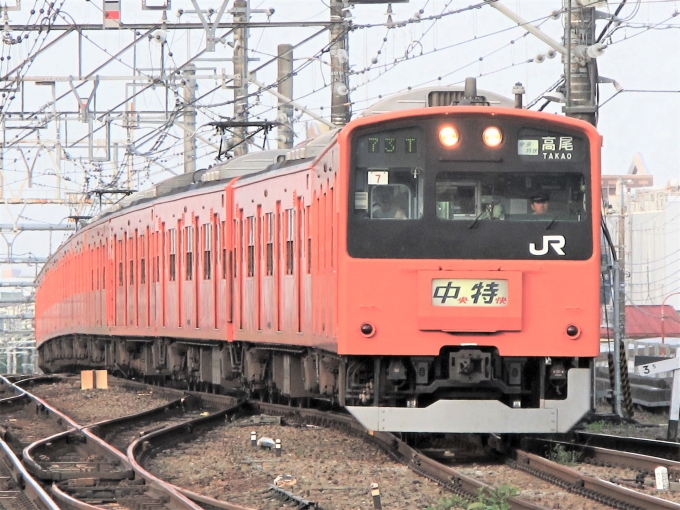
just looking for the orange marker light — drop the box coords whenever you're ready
[483,126,503,147]
[439,126,459,147]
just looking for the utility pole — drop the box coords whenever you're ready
[609,177,633,418]
[563,1,598,127]
[329,0,350,127]
[276,44,294,150]
[617,178,633,415]
[233,0,250,157]
[618,178,626,339]
[182,64,197,174]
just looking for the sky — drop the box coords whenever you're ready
[1,0,679,267]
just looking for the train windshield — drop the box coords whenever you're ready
[347,117,594,260]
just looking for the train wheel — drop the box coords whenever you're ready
[244,381,254,399]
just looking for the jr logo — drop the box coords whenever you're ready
[529,235,566,256]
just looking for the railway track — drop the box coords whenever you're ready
[136,395,548,510]
[0,436,60,510]
[510,449,680,510]
[1,375,205,510]
[572,431,680,461]
[6,373,680,509]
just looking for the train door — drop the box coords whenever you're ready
[115,236,124,328]
[296,197,303,333]
[146,227,151,328]
[106,235,112,328]
[194,216,200,329]
[329,182,335,338]
[236,211,243,331]
[213,214,220,331]
[263,212,274,332]
[139,231,147,328]
[244,215,255,332]
[177,219,183,328]
[90,242,96,329]
[183,220,196,328]
[127,231,136,328]
[256,206,262,332]
[316,189,328,335]
[304,203,312,333]
[275,202,282,332]
[93,243,98,328]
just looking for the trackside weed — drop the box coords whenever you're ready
[548,444,580,465]
[428,485,520,510]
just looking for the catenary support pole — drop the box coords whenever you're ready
[669,350,680,440]
[233,0,250,157]
[612,258,623,418]
[329,0,350,126]
[617,178,634,417]
[276,44,294,149]
[563,0,597,126]
[182,64,197,174]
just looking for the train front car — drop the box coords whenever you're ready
[338,106,601,434]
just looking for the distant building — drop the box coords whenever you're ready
[603,154,680,310]
[600,305,680,341]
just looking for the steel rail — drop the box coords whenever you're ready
[522,436,680,478]
[0,437,61,510]
[245,400,546,510]
[128,401,254,510]
[0,375,78,454]
[49,483,109,510]
[86,394,197,449]
[2,375,206,510]
[572,431,680,461]
[513,449,680,510]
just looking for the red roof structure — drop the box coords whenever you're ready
[601,305,680,339]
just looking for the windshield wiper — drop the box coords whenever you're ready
[469,212,486,229]
[546,213,562,230]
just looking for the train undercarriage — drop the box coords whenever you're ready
[38,335,592,433]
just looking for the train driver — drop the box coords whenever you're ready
[372,186,408,219]
[530,193,550,215]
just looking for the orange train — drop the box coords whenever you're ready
[36,84,601,433]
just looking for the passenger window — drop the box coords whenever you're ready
[370,184,411,219]
[436,181,479,220]
[435,171,586,223]
[353,167,423,220]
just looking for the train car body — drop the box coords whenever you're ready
[36,86,601,434]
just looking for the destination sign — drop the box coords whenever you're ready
[517,129,585,162]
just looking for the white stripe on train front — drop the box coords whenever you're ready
[346,368,590,434]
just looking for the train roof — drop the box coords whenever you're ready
[360,86,514,116]
[83,85,513,226]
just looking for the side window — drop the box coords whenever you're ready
[140,234,146,284]
[155,232,160,283]
[185,225,194,281]
[168,229,176,281]
[221,221,227,279]
[118,240,123,286]
[286,209,294,275]
[266,212,274,276]
[247,216,255,277]
[203,223,212,280]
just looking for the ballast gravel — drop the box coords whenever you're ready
[28,381,171,425]
[148,420,446,509]
[147,417,613,510]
